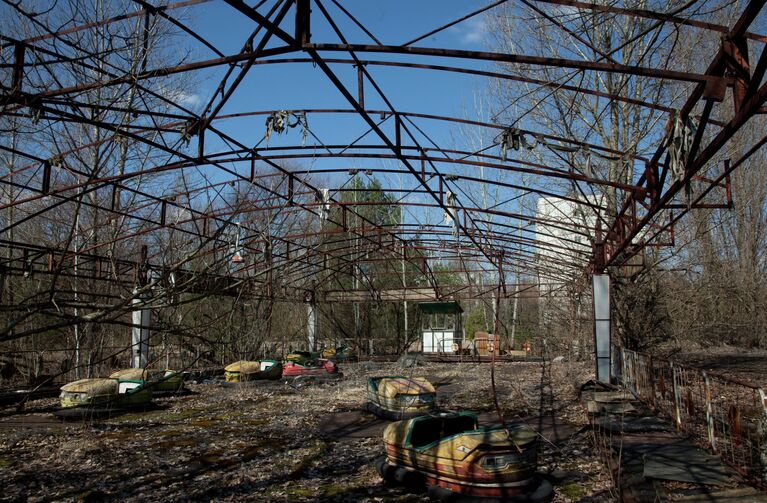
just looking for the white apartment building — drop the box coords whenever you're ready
[534,195,600,335]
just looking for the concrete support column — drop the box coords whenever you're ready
[131,288,151,368]
[307,302,316,351]
[592,274,611,383]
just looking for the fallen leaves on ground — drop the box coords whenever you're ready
[0,360,614,502]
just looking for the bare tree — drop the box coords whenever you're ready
[485,1,744,351]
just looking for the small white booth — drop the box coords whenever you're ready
[419,301,463,353]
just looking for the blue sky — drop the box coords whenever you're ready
[184,1,495,154]
[180,1,503,229]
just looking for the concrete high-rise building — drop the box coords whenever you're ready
[535,195,600,343]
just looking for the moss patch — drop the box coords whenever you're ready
[558,482,586,499]
[285,486,314,499]
[321,483,345,497]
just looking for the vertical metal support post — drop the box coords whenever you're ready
[111,185,119,213]
[592,274,611,383]
[394,113,402,154]
[649,355,657,409]
[41,161,51,194]
[295,0,311,46]
[402,241,408,353]
[307,299,316,351]
[131,288,151,368]
[671,362,682,429]
[510,278,518,348]
[197,117,207,162]
[357,65,364,108]
[703,371,717,451]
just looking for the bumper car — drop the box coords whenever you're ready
[109,368,184,394]
[363,376,436,420]
[284,351,319,366]
[224,360,282,382]
[55,378,152,419]
[377,412,552,502]
[321,345,356,362]
[282,359,340,382]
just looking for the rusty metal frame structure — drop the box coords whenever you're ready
[0,0,766,325]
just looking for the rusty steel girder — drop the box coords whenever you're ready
[0,0,764,306]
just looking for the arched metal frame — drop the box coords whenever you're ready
[1,0,766,307]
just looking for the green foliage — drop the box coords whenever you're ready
[430,261,462,287]
[345,175,402,227]
[311,174,459,353]
[464,304,488,339]
[319,175,412,293]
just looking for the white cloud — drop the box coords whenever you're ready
[177,91,202,107]
[448,15,487,46]
[155,82,204,110]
